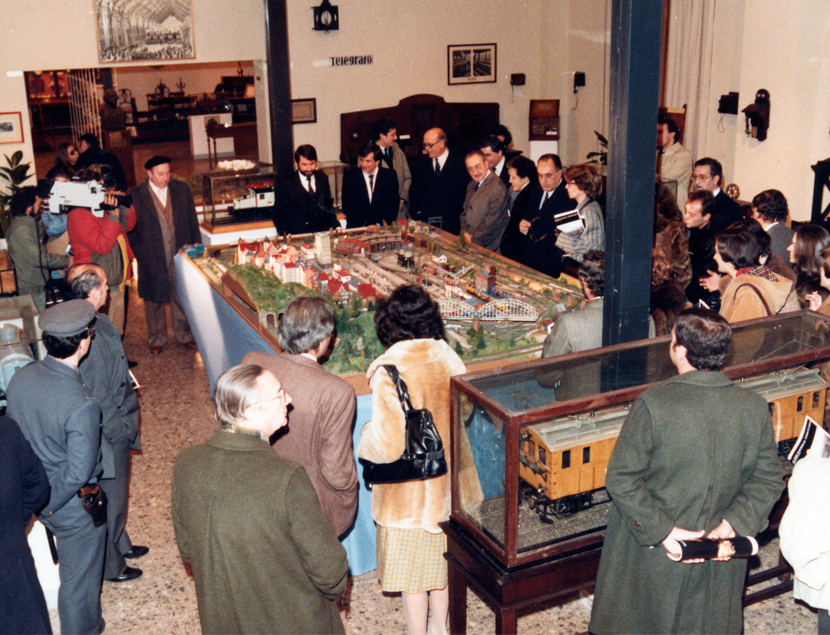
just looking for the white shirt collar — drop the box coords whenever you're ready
[494,156,506,176]
[435,148,449,170]
[149,180,168,204]
[299,172,316,192]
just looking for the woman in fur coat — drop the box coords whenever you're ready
[358,285,482,635]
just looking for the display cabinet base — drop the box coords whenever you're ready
[442,519,600,635]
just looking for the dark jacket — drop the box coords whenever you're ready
[127,179,201,304]
[272,170,337,236]
[341,167,399,228]
[409,151,469,235]
[172,429,349,634]
[75,146,128,192]
[686,218,723,308]
[522,180,576,277]
[590,371,784,634]
[500,183,532,262]
[0,417,51,635]
[714,189,743,227]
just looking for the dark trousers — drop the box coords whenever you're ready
[43,498,107,635]
[98,438,133,579]
[144,259,192,347]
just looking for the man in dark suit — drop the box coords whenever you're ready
[692,157,743,227]
[459,150,510,252]
[751,189,793,262]
[128,156,201,354]
[370,117,411,217]
[480,135,510,185]
[409,127,469,235]
[68,264,146,583]
[272,144,338,236]
[341,142,399,228]
[520,153,577,277]
[242,296,357,537]
[7,300,106,635]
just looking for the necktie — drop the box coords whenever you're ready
[368,173,374,194]
[434,159,440,176]
[475,181,480,191]
[306,175,314,194]
[385,148,392,167]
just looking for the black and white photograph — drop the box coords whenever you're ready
[0,112,24,144]
[95,0,195,63]
[447,43,497,85]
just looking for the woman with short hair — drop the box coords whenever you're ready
[358,285,481,635]
[714,228,799,323]
[557,163,605,277]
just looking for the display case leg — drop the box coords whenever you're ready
[447,557,467,634]
[496,608,517,634]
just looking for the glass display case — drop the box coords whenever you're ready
[449,311,830,568]
[0,295,44,411]
[201,165,277,227]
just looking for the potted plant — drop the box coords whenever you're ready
[586,130,608,168]
[0,151,35,238]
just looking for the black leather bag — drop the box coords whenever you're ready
[361,365,448,485]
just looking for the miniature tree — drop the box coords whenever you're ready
[476,332,486,351]
[454,341,464,356]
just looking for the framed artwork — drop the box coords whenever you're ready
[292,98,317,124]
[95,0,196,63]
[0,113,24,145]
[448,43,497,85]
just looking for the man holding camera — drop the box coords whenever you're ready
[7,300,107,635]
[65,167,136,336]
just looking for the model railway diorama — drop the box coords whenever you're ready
[518,367,828,521]
[193,222,585,375]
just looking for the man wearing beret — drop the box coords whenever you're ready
[127,156,201,354]
[7,300,107,635]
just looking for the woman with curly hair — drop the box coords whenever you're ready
[653,181,692,292]
[358,285,481,635]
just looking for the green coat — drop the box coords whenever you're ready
[172,429,348,634]
[6,215,69,298]
[589,371,784,635]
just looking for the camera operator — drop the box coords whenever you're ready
[66,166,136,335]
[6,186,71,311]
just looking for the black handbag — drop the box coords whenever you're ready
[361,365,448,485]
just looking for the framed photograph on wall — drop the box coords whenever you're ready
[95,0,196,63]
[0,113,24,145]
[292,99,317,124]
[448,43,497,85]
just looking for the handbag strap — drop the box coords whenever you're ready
[382,365,414,413]
[735,282,772,316]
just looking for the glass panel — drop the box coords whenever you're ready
[583,446,591,464]
[797,395,804,412]
[562,449,571,469]
[459,401,506,551]
[814,391,821,409]
[466,313,830,416]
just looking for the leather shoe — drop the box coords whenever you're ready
[106,566,143,582]
[149,345,162,355]
[123,545,149,559]
[183,341,198,349]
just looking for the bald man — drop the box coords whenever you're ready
[409,127,469,235]
[67,264,146,583]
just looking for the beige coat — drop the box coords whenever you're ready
[719,273,799,323]
[358,338,482,533]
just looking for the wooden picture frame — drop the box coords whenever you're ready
[448,43,497,85]
[95,0,196,63]
[292,98,317,124]
[0,112,24,144]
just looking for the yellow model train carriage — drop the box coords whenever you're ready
[518,367,828,520]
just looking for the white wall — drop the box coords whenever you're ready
[729,0,830,220]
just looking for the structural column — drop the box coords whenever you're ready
[263,0,295,176]
[603,0,663,346]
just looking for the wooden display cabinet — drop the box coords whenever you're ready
[446,311,830,632]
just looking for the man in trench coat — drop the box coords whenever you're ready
[589,308,784,634]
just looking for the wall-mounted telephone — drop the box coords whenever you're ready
[742,89,770,141]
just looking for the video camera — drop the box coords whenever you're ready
[49,180,109,217]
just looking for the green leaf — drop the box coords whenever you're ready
[10,150,23,166]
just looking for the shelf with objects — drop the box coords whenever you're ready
[0,295,45,413]
[444,310,830,633]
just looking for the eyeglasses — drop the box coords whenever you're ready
[253,387,287,407]
[422,141,441,150]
